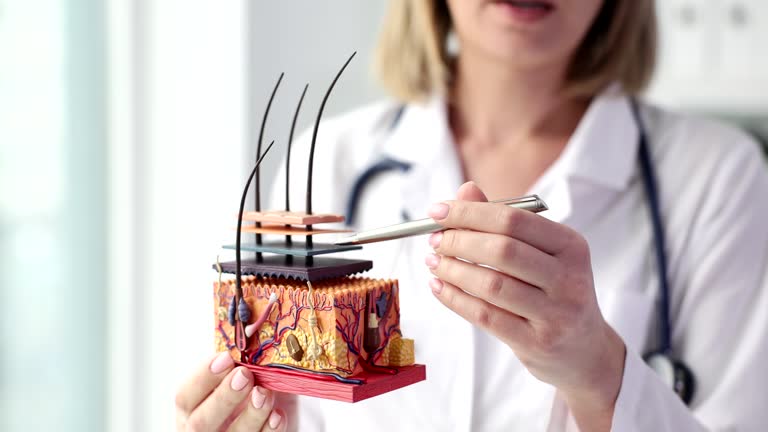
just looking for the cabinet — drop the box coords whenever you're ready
[647,0,768,115]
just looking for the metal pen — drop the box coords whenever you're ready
[333,195,548,246]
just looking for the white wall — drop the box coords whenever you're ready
[246,1,388,204]
[107,1,246,431]
[0,1,107,430]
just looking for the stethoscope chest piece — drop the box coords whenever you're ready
[644,351,696,405]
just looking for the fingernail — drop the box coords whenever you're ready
[230,368,251,391]
[268,410,282,429]
[210,351,234,374]
[429,278,443,295]
[429,232,443,248]
[251,387,266,409]
[428,203,449,220]
[257,386,270,396]
[425,253,440,269]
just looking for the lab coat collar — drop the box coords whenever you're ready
[381,84,640,193]
[553,84,640,191]
[380,96,451,166]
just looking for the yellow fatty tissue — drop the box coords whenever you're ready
[269,326,355,376]
[387,336,415,367]
[325,333,351,372]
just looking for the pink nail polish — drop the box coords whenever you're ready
[429,232,443,248]
[425,253,440,269]
[429,278,444,295]
[252,387,266,409]
[230,368,251,391]
[268,410,282,429]
[428,203,449,220]
[210,351,234,374]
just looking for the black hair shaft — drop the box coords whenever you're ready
[237,141,275,298]
[305,52,356,216]
[254,72,284,246]
[305,53,355,249]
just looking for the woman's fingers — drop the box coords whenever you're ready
[428,199,577,256]
[455,181,489,202]
[228,386,284,432]
[185,366,254,431]
[429,277,533,348]
[220,399,248,430]
[426,253,550,320]
[176,351,235,419]
[430,229,563,292]
[261,408,287,432]
[175,353,287,432]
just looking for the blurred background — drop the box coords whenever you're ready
[0,1,765,431]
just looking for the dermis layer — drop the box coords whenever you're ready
[214,276,403,377]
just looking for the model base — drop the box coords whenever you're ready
[238,363,426,403]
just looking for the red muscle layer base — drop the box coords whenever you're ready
[239,363,426,403]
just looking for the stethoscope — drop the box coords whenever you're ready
[344,99,696,405]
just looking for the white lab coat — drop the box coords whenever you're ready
[270,86,768,431]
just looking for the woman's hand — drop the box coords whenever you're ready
[175,351,287,432]
[425,182,626,431]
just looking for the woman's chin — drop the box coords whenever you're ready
[466,37,565,71]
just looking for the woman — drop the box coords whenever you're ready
[176,0,768,430]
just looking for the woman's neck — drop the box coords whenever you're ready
[449,50,587,149]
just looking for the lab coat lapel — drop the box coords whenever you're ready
[533,90,653,350]
[533,88,640,224]
[381,96,465,219]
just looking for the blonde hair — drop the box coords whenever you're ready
[373,0,657,102]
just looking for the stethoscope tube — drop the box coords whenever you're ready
[345,157,411,227]
[631,100,673,355]
[630,100,696,405]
